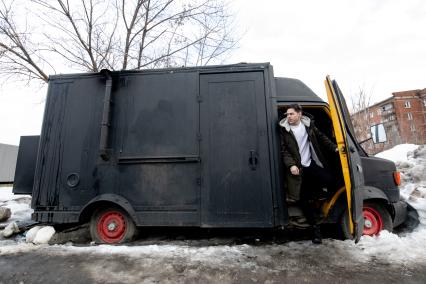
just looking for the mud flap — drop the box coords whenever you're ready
[396,203,419,232]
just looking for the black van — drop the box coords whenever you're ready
[13,63,414,243]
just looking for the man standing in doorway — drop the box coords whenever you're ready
[279,104,338,244]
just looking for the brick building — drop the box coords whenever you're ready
[351,88,426,154]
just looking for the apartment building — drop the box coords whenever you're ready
[351,88,426,154]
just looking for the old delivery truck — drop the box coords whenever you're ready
[13,63,415,243]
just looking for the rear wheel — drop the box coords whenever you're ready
[90,207,136,244]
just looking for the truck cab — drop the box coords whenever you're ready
[274,76,413,237]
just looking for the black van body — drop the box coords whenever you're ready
[13,63,411,241]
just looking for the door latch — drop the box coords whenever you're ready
[249,150,258,170]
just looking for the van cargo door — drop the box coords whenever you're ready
[200,72,273,227]
[325,76,364,242]
[13,136,40,195]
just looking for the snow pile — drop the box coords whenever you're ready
[25,226,56,244]
[32,226,56,244]
[0,187,54,243]
[0,188,32,224]
[375,144,419,163]
[355,144,426,263]
[25,226,42,243]
[2,222,19,238]
[384,145,426,228]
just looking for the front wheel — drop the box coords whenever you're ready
[340,201,393,239]
[362,201,392,236]
[90,207,136,244]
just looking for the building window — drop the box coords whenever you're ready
[424,99,426,107]
[404,101,411,108]
[407,113,413,120]
[377,109,381,115]
[410,124,416,132]
[370,112,374,118]
[382,104,393,111]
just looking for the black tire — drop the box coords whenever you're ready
[90,207,136,244]
[340,209,353,240]
[340,201,393,239]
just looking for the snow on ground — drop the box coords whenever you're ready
[0,144,425,268]
[357,144,426,263]
[0,189,32,225]
[375,144,419,163]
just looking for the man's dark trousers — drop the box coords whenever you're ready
[300,160,334,225]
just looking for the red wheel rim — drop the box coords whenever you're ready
[363,206,383,236]
[97,210,127,243]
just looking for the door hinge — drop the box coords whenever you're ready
[196,133,202,141]
[197,95,202,102]
[196,178,202,186]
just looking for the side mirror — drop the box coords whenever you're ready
[370,123,387,143]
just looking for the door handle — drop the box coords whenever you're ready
[249,150,258,170]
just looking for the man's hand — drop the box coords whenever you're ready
[290,165,300,175]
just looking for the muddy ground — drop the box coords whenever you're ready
[1,229,425,284]
[1,246,425,284]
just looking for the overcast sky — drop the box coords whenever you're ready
[1,0,425,145]
[229,0,426,100]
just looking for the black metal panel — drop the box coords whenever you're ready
[200,72,273,227]
[118,163,199,208]
[116,72,199,157]
[13,136,40,195]
[32,77,104,211]
[267,71,289,226]
[361,156,399,202]
[112,72,201,225]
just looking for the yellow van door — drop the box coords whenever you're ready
[325,76,364,242]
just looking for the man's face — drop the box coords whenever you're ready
[285,108,302,125]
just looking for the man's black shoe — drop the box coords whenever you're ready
[312,225,322,244]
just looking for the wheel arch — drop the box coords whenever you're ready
[362,186,389,202]
[361,186,395,220]
[326,186,391,224]
[79,194,138,224]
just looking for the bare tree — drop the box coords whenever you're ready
[350,87,373,152]
[0,1,50,82]
[0,0,237,84]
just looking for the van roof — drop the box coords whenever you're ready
[275,77,324,103]
[48,62,272,80]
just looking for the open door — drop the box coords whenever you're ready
[325,76,364,242]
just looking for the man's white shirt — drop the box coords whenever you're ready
[290,122,311,167]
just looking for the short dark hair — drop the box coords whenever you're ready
[287,104,302,113]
